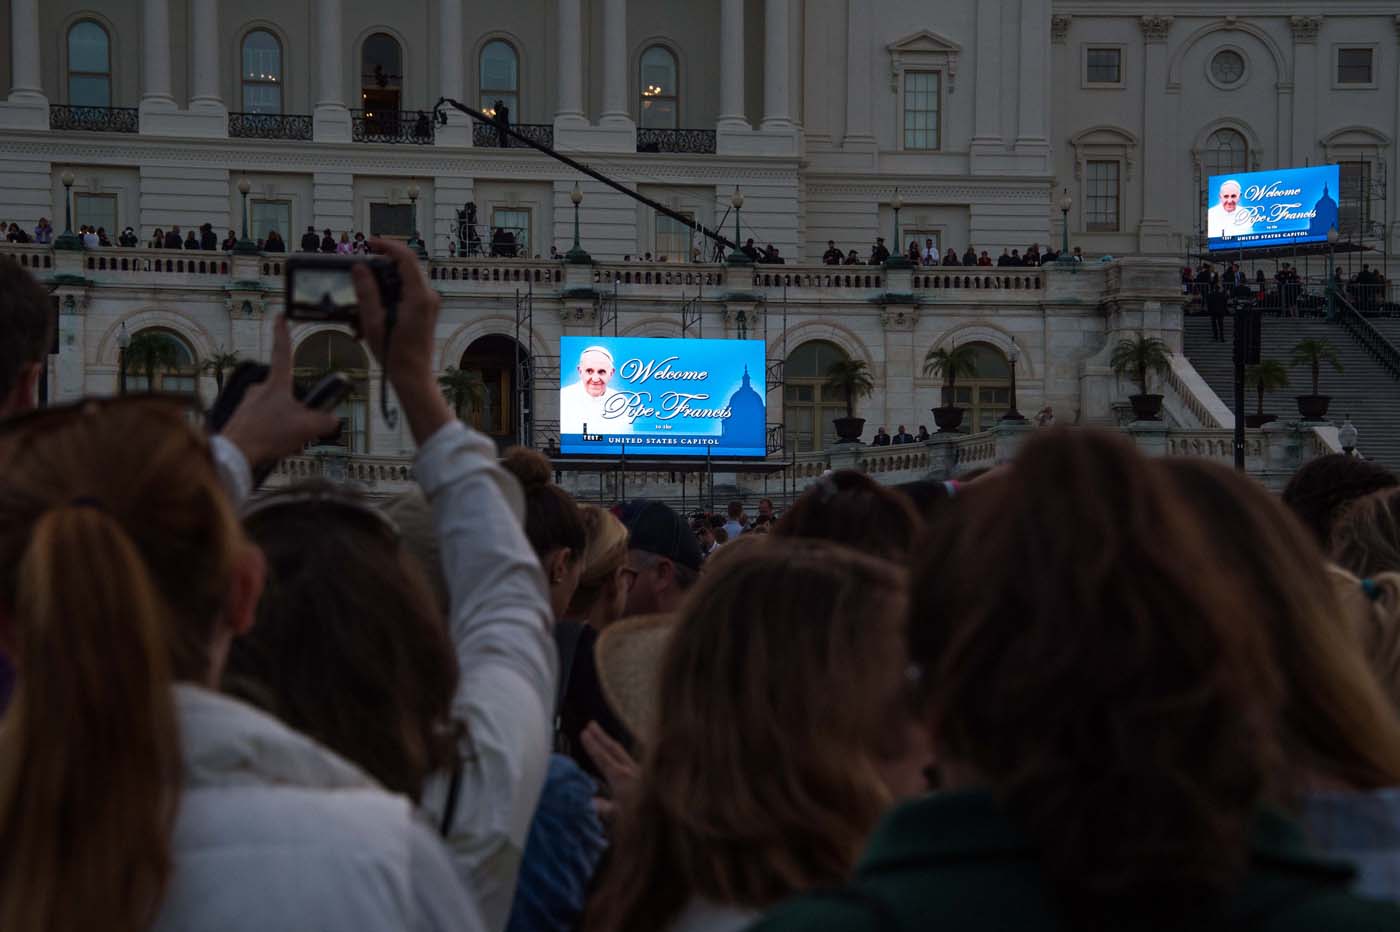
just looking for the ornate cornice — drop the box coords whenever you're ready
[1289,16,1321,43]
[1138,16,1173,42]
[1051,15,1072,44]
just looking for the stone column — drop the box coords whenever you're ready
[141,0,176,110]
[7,0,45,103]
[600,0,633,128]
[880,306,920,434]
[761,0,793,130]
[843,0,873,145]
[555,0,587,127]
[1015,0,1048,149]
[970,0,1002,152]
[437,0,471,145]
[189,0,225,114]
[313,0,351,142]
[1290,17,1321,169]
[718,0,748,131]
[1136,16,1173,253]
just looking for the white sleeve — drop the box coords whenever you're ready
[414,421,556,932]
[209,434,253,508]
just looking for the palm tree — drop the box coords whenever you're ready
[201,348,241,394]
[1245,360,1290,417]
[1290,338,1343,397]
[823,358,875,419]
[438,366,488,420]
[1109,335,1172,397]
[124,331,181,392]
[922,344,979,406]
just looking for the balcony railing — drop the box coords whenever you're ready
[229,112,313,140]
[351,110,435,144]
[49,104,138,133]
[472,122,554,148]
[636,128,717,154]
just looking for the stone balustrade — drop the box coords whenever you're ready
[84,248,232,281]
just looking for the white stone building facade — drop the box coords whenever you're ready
[0,1,1391,475]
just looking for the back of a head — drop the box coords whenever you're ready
[1328,565,1400,717]
[0,258,54,415]
[1283,454,1398,550]
[501,447,586,562]
[1331,486,1400,579]
[0,400,240,931]
[589,540,907,932]
[726,500,742,519]
[1162,457,1400,791]
[226,483,459,801]
[910,429,1282,922]
[774,470,921,562]
[567,503,629,620]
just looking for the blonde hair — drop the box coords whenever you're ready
[1329,565,1400,715]
[566,504,628,617]
[0,401,243,932]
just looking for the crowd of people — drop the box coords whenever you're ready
[819,237,1077,267]
[3,242,1400,931]
[1186,259,1395,320]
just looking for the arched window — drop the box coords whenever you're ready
[360,32,403,128]
[459,335,529,448]
[241,30,283,113]
[67,20,111,107]
[294,331,370,452]
[639,46,678,129]
[784,340,851,452]
[124,328,197,395]
[479,40,518,118]
[1201,128,1248,179]
[944,342,1011,432]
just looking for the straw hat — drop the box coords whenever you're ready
[595,614,677,741]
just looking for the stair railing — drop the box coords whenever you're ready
[1334,296,1400,382]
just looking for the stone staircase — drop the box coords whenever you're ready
[1182,313,1400,470]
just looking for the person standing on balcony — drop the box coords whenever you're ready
[337,232,353,255]
[200,223,218,251]
[301,226,320,252]
[494,100,511,148]
[264,230,286,252]
[870,237,890,264]
[320,229,337,253]
[183,229,199,250]
[33,218,52,244]
[923,239,938,266]
[823,241,843,265]
[165,226,184,249]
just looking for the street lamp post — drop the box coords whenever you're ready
[725,187,751,266]
[1340,415,1358,456]
[1000,345,1026,421]
[117,322,129,395]
[1057,189,1074,265]
[885,189,911,268]
[407,183,428,258]
[234,176,259,254]
[1326,226,1339,319]
[566,182,591,263]
[54,170,83,250]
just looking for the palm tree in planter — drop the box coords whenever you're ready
[1289,338,1343,421]
[123,330,181,393]
[201,348,241,395]
[824,358,875,444]
[438,366,489,423]
[923,343,979,432]
[1244,360,1290,428]
[1109,335,1172,421]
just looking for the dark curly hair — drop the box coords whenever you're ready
[1282,453,1397,550]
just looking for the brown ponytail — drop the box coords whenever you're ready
[0,401,241,932]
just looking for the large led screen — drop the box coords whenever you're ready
[1206,164,1341,251]
[558,336,768,458]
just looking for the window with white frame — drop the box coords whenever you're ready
[370,203,415,239]
[902,71,940,150]
[74,193,117,236]
[491,208,530,257]
[67,20,112,107]
[125,328,198,395]
[1085,160,1120,232]
[639,46,679,129]
[293,331,370,453]
[250,199,292,244]
[1085,47,1122,85]
[479,40,519,117]
[241,30,283,113]
[1337,47,1374,85]
[655,212,694,262]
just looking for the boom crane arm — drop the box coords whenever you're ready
[432,97,740,255]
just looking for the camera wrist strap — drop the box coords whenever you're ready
[381,301,399,429]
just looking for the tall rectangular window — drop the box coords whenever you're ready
[1339,161,1372,238]
[74,193,117,235]
[491,208,530,257]
[655,212,694,262]
[250,199,292,243]
[1337,48,1374,84]
[903,71,940,150]
[1085,47,1122,84]
[1085,161,1120,232]
[370,203,415,239]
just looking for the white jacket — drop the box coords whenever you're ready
[154,684,484,932]
[414,422,558,932]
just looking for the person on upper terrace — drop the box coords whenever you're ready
[822,240,843,265]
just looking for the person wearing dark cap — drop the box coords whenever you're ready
[616,499,703,617]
